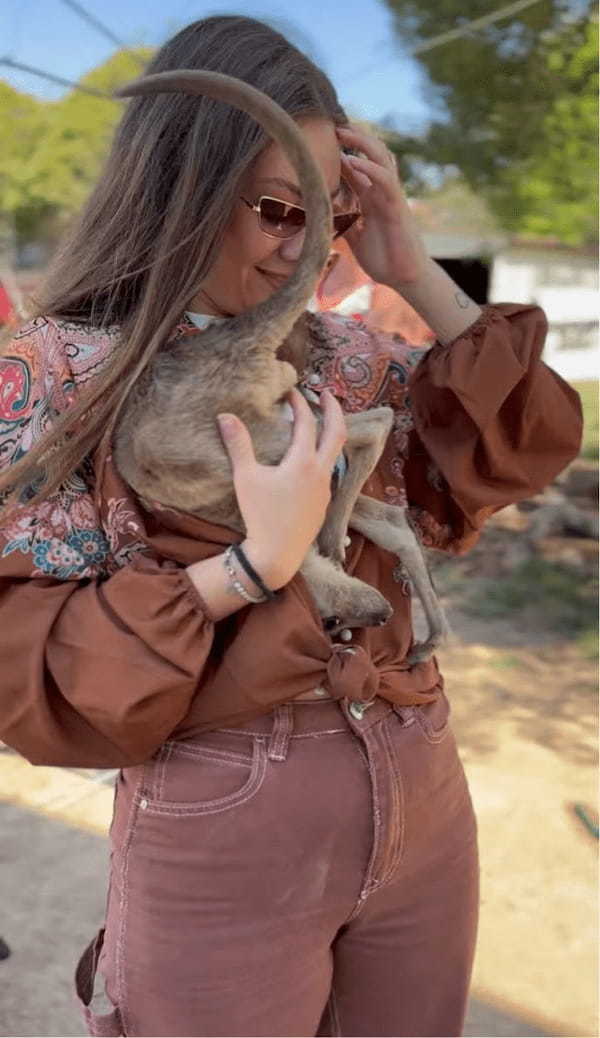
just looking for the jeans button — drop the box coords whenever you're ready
[349,701,365,720]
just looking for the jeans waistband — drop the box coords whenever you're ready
[217,695,398,747]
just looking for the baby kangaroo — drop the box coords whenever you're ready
[112,70,447,663]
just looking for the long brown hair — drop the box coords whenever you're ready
[0,15,347,512]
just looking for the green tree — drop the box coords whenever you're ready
[383,0,598,245]
[0,81,52,243]
[0,48,152,247]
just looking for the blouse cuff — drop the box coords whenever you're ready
[433,303,506,350]
[179,568,214,618]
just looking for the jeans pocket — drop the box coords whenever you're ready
[396,686,451,745]
[75,929,124,1037]
[138,733,268,817]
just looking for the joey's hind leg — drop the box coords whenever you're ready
[300,546,392,634]
[349,495,449,662]
[318,407,394,566]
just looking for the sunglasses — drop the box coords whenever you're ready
[241,194,360,240]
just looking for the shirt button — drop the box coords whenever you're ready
[343,535,351,547]
[349,702,365,720]
[339,628,352,642]
[314,686,327,697]
[308,372,320,385]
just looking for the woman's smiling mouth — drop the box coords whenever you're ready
[256,267,289,288]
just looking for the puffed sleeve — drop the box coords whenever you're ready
[404,303,583,553]
[0,319,215,767]
[0,556,215,768]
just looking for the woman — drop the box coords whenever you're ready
[0,15,582,1038]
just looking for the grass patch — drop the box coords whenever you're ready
[464,558,598,644]
[575,627,599,661]
[572,380,599,461]
[488,653,523,670]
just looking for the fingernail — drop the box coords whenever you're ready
[217,414,235,436]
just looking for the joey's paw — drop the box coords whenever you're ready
[322,592,393,634]
[406,628,447,666]
[406,642,434,666]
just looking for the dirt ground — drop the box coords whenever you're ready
[427,550,599,1038]
[1,581,597,1038]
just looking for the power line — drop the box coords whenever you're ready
[56,0,147,69]
[0,56,120,100]
[343,0,547,86]
[413,0,549,54]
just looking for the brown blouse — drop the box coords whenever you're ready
[0,304,582,767]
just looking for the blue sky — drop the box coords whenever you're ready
[0,0,439,132]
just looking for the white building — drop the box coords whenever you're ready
[412,192,599,383]
[490,243,598,382]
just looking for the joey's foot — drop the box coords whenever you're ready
[322,595,393,636]
[405,629,446,666]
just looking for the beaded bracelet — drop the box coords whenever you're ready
[230,543,279,601]
[222,546,266,605]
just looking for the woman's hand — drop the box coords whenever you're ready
[217,388,347,589]
[337,123,429,289]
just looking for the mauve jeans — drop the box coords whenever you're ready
[75,690,479,1037]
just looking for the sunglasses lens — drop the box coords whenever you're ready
[259,198,305,238]
[333,211,360,238]
[254,195,360,240]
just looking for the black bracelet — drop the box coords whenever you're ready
[230,543,279,601]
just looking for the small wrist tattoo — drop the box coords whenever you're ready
[455,291,471,309]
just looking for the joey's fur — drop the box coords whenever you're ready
[113,70,447,662]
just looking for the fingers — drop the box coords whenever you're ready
[219,390,346,483]
[341,152,373,192]
[285,388,318,458]
[338,124,400,204]
[337,124,392,169]
[316,389,347,469]
[217,413,257,472]
[341,153,397,204]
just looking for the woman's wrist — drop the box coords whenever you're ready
[184,541,294,622]
[241,539,295,591]
[185,549,264,621]
[388,255,483,346]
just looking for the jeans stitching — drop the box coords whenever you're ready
[351,739,370,772]
[156,742,173,801]
[136,739,267,816]
[344,726,384,921]
[375,720,406,888]
[330,984,342,1037]
[165,743,254,766]
[216,725,348,738]
[414,709,450,745]
[115,769,144,1037]
[268,704,293,761]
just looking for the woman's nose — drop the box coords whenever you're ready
[277,228,306,262]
